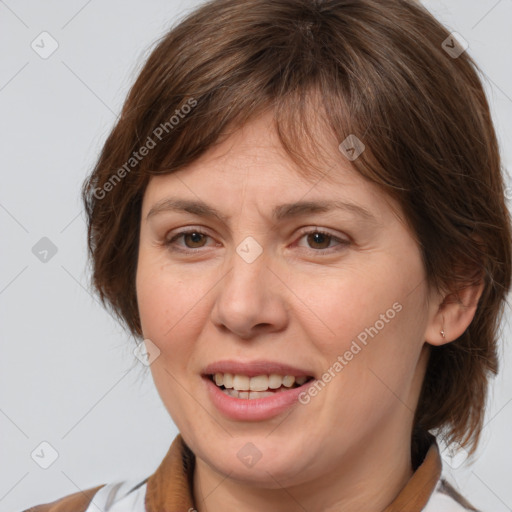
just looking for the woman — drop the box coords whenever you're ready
[24,0,511,510]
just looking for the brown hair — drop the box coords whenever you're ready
[82,0,512,461]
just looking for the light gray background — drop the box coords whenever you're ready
[1,1,511,511]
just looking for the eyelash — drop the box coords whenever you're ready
[163,227,350,256]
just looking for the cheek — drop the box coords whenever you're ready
[136,253,208,340]
[300,284,427,439]
[292,256,427,382]
[135,257,209,426]
[288,263,398,351]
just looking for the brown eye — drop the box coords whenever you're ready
[306,232,332,250]
[164,227,349,256]
[296,229,350,255]
[164,229,212,253]
[181,231,207,249]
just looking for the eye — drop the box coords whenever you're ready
[163,227,350,255]
[294,228,350,254]
[164,229,213,253]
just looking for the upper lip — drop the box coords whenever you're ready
[202,359,314,378]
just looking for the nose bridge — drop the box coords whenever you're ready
[223,235,270,307]
[212,235,287,338]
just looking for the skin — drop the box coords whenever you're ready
[136,110,483,512]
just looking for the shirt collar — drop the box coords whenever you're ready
[145,433,442,512]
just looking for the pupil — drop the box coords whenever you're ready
[187,232,204,247]
[309,232,329,249]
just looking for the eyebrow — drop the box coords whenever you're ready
[146,197,377,224]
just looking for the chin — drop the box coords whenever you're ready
[193,434,310,486]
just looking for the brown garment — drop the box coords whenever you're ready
[23,432,470,512]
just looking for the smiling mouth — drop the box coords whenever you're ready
[207,373,315,399]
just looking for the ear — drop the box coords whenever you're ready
[424,273,485,346]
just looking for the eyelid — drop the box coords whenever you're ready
[295,226,350,243]
[163,225,350,255]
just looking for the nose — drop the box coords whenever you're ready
[210,244,289,340]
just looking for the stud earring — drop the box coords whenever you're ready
[440,313,446,339]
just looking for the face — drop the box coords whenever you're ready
[136,111,433,488]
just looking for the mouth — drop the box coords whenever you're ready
[205,372,315,400]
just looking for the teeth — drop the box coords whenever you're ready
[223,373,233,388]
[212,373,311,392]
[233,375,250,390]
[224,389,277,399]
[282,375,295,387]
[249,375,268,391]
[268,374,283,389]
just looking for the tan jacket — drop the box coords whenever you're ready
[23,433,479,511]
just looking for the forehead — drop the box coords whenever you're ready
[142,111,402,225]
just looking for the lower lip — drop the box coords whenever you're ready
[203,376,313,421]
